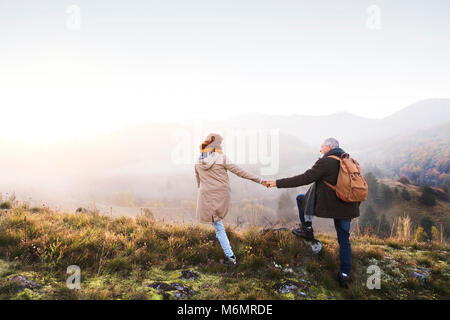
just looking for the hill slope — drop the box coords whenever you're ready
[1,98,449,209]
[224,99,450,146]
[358,122,450,187]
[0,207,448,300]
[373,179,450,235]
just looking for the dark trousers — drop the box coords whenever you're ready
[296,194,311,227]
[296,193,352,275]
[333,218,352,275]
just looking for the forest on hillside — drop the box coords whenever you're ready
[363,124,450,187]
[359,172,449,241]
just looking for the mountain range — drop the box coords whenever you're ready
[0,98,448,207]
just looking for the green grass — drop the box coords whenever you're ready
[0,207,448,300]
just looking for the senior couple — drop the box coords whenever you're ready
[195,133,359,288]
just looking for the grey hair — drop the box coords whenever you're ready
[323,137,339,149]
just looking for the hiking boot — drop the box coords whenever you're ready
[221,255,237,266]
[336,272,351,289]
[292,225,315,241]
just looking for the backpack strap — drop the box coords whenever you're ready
[322,154,343,190]
[323,180,336,190]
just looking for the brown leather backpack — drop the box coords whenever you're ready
[323,153,368,202]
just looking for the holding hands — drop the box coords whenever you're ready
[262,180,277,188]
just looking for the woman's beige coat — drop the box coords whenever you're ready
[195,152,261,224]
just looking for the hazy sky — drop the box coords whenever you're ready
[0,0,449,143]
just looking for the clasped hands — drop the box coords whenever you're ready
[262,180,277,188]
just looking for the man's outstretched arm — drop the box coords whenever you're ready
[275,158,328,188]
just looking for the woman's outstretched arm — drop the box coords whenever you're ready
[223,155,262,183]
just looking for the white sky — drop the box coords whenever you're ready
[0,0,449,143]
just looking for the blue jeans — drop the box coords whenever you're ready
[334,218,352,275]
[296,193,352,275]
[213,220,234,258]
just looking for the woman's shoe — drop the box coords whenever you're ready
[221,255,237,266]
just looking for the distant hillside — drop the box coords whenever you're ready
[0,98,448,209]
[223,99,450,146]
[0,126,316,208]
[381,178,449,230]
[381,99,450,136]
[359,176,450,240]
[359,122,450,187]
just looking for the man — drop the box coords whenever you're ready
[263,138,360,288]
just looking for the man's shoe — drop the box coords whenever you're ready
[292,225,315,241]
[337,272,351,289]
[222,255,237,266]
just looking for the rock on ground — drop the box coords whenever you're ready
[7,275,42,293]
[180,270,200,280]
[148,281,194,298]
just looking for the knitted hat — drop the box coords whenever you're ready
[200,133,223,151]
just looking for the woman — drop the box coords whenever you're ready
[195,133,264,265]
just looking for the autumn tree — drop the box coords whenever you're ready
[364,172,379,204]
[419,186,436,206]
[378,214,390,237]
[401,187,411,201]
[360,205,378,231]
[277,191,297,224]
[420,216,435,238]
[378,184,394,208]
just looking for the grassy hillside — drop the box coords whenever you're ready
[366,178,450,239]
[0,206,448,300]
